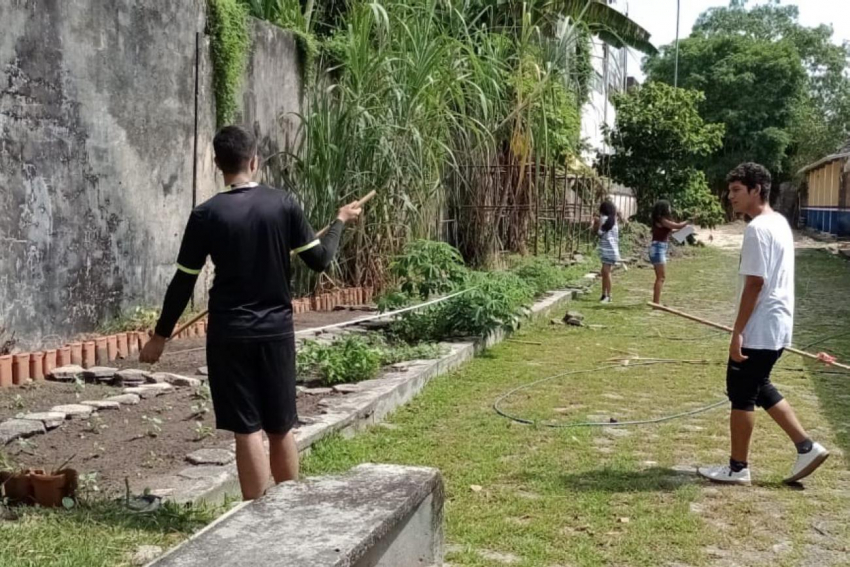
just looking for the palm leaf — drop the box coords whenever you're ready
[559,0,657,54]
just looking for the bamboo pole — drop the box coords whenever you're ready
[648,302,850,371]
[169,190,377,341]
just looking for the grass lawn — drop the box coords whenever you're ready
[0,499,224,567]
[303,246,850,567]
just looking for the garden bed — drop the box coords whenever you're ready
[0,383,338,497]
[0,309,369,496]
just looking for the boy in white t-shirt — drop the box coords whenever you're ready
[698,163,829,485]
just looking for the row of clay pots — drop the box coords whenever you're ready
[292,286,375,314]
[0,468,78,507]
[0,286,375,387]
[0,321,210,387]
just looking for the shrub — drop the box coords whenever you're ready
[389,270,535,342]
[389,240,468,299]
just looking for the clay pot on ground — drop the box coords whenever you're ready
[137,331,150,349]
[116,334,129,358]
[57,347,71,367]
[127,333,139,355]
[69,342,83,366]
[42,350,57,377]
[106,336,118,361]
[95,337,109,365]
[30,468,78,508]
[29,352,45,381]
[0,470,37,504]
[1,354,14,387]
[12,353,30,385]
[82,342,96,368]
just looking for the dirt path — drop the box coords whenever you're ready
[696,220,847,251]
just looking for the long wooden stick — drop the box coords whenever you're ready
[168,190,377,341]
[648,302,850,371]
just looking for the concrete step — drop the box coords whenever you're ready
[149,463,444,567]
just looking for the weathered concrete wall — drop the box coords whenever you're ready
[0,1,302,347]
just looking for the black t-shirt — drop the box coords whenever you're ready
[176,183,318,342]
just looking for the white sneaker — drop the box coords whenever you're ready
[600,296,612,304]
[697,464,752,485]
[784,442,829,484]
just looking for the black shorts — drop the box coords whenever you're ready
[726,348,785,411]
[206,338,298,435]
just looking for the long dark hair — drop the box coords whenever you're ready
[599,200,617,232]
[651,200,672,226]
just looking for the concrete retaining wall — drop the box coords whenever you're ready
[0,1,301,347]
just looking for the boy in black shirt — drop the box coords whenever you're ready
[141,125,361,499]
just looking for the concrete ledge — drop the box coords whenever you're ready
[143,288,579,504]
[149,463,444,567]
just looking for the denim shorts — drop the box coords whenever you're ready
[649,241,668,265]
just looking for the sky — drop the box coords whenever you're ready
[621,0,849,80]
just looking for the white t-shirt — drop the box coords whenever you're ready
[737,212,795,350]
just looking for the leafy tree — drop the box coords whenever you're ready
[646,0,850,186]
[602,82,725,226]
[644,34,806,191]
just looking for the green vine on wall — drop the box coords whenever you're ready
[208,0,251,126]
[573,25,594,106]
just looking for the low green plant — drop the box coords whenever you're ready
[509,256,584,295]
[141,415,163,438]
[84,415,108,435]
[193,422,215,441]
[297,336,382,385]
[190,400,210,420]
[100,306,160,334]
[297,334,448,386]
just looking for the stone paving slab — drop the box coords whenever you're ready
[149,464,443,567]
[19,412,66,429]
[0,419,46,445]
[50,404,94,419]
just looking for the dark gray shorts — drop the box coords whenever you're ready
[207,338,298,434]
[726,348,784,411]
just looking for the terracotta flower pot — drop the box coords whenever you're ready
[116,334,128,359]
[126,333,138,355]
[82,342,96,368]
[57,346,71,367]
[1,470,36,504]
[95,337,109,365]
[42,350,57,377]
[69,342,83,366]
[13,353,30,385]
[31,468,77,508]
[29,352,45,381]
[106,336,118,361]
[137,331,150,349]
[0,355,12,388]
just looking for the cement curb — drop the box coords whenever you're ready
[142,286,585,505]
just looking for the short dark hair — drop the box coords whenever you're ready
[213,125,257,174]
[726,162,771,201]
